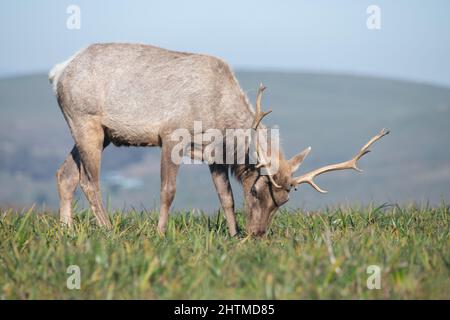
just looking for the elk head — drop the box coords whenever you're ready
[241,84,389,236]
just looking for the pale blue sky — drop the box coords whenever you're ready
[1,0,450,87]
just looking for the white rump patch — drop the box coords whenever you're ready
[48,47,87,94]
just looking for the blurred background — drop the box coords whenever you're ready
[1,0,449,212]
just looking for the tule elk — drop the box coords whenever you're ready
[50,43,388,236]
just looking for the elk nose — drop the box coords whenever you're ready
[250,228,267,237]
[246,224,267,237]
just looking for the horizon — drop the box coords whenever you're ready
[3,67,450,91]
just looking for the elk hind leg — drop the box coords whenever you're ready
[56,145,81,226]
[158,140,180,234]
[73,120,112,228]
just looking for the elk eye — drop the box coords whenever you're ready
[251,186,257,197]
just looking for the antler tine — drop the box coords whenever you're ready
[293,129,390,193]
[253,131,282,188]
[252,83,272,130]
[350,128,390,172]
[266,172,281,188]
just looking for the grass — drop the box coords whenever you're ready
[0,204,449,299]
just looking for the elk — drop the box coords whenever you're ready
[50,43,388,236]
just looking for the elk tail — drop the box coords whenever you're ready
[48,47,87,95]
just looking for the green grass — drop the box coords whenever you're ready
[0,204,449,299]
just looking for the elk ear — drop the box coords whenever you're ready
[288,147,311,173]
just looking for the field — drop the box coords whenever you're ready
[0,204,448,299]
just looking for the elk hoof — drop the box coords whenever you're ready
[157,226,167,237]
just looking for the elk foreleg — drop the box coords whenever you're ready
[209,164,238,236]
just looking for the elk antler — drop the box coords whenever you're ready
[252,84,272,130]
[251,83,281,188]
[292,128,390,193]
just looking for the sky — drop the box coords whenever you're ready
[1,0,450,87]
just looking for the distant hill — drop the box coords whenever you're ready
[0,72,449,211]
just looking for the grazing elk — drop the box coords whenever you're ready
[50,43,388,236]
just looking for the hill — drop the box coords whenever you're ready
[0,72,449,211]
